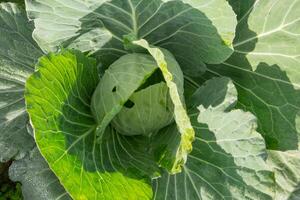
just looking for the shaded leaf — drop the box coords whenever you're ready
[153,77,275,200]
[9,148,71,200]
[0,2,42,162]
[208,0,300,150]
[25,0,237,75]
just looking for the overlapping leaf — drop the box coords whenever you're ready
[112,82,174,137]
[133,39,194,174]
[1,1,299,200]
[25,0,237,75]
[153,77,275,199]
[25,50,161,200]
[0,2,42,162]
[91,53,162,137]
[208,0,300,150]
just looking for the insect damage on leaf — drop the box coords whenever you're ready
[1,0,300,200]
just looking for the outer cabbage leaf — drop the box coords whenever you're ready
[208,0,300,150]
[267,150,300,200]
[153,77,275,200]
[133,39,194,174]
[25,50,161,200]
[9,148,71,200]
[25,0,237,75]
[0,2,42,162]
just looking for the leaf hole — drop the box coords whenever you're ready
[124,100,135,108]
[112,86,117,92]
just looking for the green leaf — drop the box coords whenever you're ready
[25,0,236,75]
[112,82,174,136]
[91,53,159,137]
[133,39,194,174]
[153,77,275,200]
[267,150,300,200]
[9,147,71,200]
[150,123,182,175]
[25,50,160,200]
[208,0,300,150]
[0,2,42,162]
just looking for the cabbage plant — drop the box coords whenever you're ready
[1,0,300,199]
